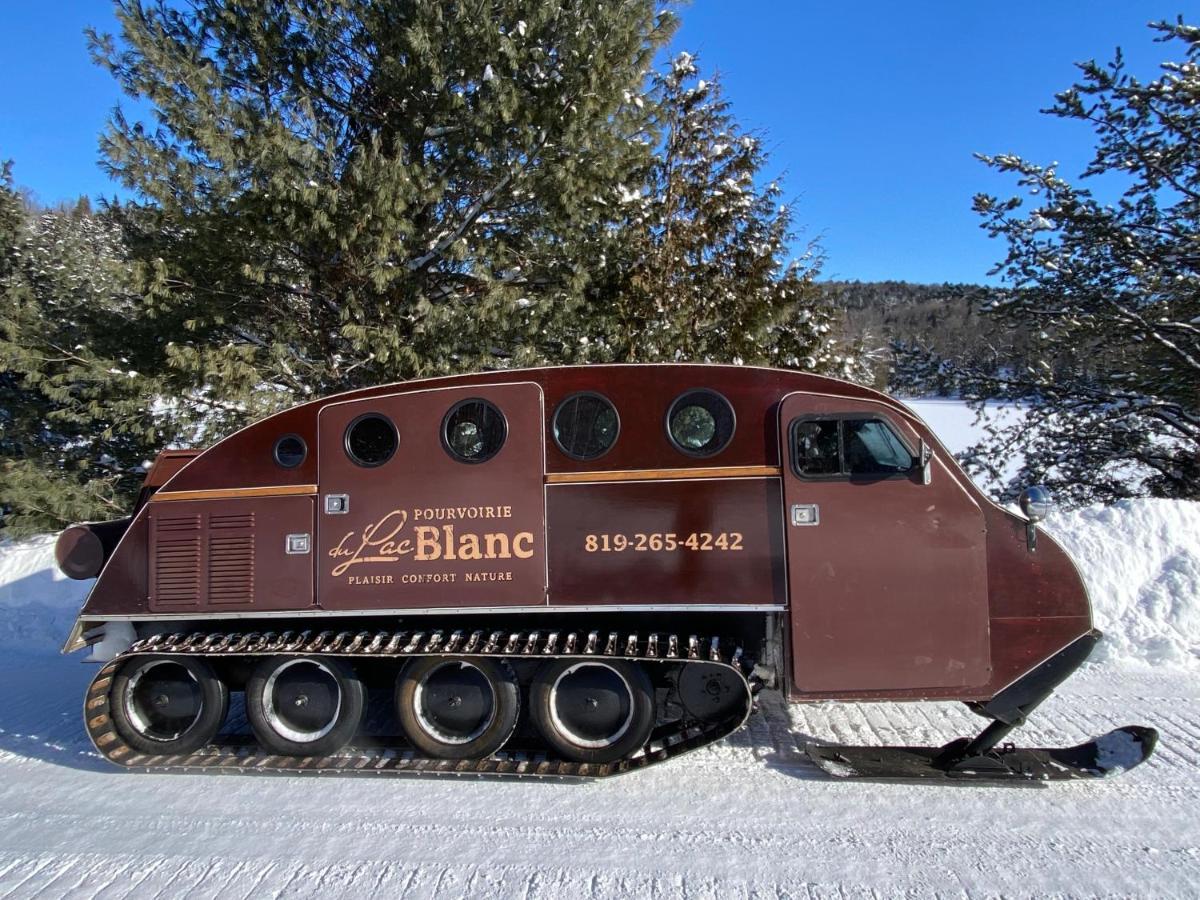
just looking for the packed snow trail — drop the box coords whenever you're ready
[0,650,1196,897]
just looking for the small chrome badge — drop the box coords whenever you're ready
[286,533,311,555]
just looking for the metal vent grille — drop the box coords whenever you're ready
[151,514,202,609]
[150,510,256,610]
[208,513,255,606]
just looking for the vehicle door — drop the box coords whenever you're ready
[317,382,546,611]
[779,391,990,694]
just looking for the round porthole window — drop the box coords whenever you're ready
[273,434,307,469]
[666,389,735,457]
[553,392,620,461]
[442,398,507,464]
[344,414,398,467]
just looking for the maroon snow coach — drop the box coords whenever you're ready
[60,364,1156,781]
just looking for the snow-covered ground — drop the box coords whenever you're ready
[0,401,1196,898]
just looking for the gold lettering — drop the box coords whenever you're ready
[330,510,412,577]
[330,532,355,559]
[485,533,510,559]
[329,506,537,575]
[512,532,534,559]
[458,533,482,560]
[346,574,396,585]
[466,570,515,582]
[415,526,442,561]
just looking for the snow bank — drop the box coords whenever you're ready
[0,502,1194,669]
[1044,499,1200,670]
[0,535,93,650]
[907,399,1198,670]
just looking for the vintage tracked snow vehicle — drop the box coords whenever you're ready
[60,365,1156,782]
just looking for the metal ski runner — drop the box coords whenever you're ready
[804,726,1158,783]
[84,628,754,780]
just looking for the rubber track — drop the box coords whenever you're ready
[84,627,754,780]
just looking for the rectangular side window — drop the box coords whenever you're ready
[790,416,915,479]
[843,419,914,476]
[792,420,841,476]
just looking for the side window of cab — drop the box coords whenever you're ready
[791,416,916,479]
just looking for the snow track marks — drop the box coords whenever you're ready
[0,653,1196,898]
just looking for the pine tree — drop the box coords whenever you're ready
[0,165,171,534]
[585,53,862,378]
[961,20,1200,505]
[90,0,675,434]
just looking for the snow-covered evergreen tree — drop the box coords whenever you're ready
[958,20,1200,505]
[90,0,676,435]
[0,165,171,534]
[588,53,863,378]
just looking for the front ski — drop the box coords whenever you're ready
[804,725,1158,783]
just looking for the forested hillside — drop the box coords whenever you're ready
[824,280,1028,391]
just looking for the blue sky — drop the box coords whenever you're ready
[0,1,1178,283]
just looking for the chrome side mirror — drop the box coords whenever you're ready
[918,439,933,485]
[1018,485,1053,551]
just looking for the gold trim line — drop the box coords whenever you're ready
[151,484,318,502]
[150,468,779,499]
[546,465,780,484]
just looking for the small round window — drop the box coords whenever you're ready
[273,434,307,468]
[344,413,398,467]
[667,389,735,457]
[442,398,507,464]
[553,392,620,461]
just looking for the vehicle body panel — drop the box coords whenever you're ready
[546,477,787,607]
[66,363,1094,707]
[779,392,991,694]
[148,495,314,613]
[316,382,546,610]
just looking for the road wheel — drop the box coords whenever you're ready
[530,659,655,764]
[110,654,228,755]
[396,657,520,759]
[245,656,364,756]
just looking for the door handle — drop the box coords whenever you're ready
[791,503,820,526]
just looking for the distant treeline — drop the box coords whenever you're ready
[826,280,1077,394]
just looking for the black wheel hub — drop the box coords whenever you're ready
[269,663,340,736]
[552,665,632,745]
[417,663,495,743]
[127,662,203,741]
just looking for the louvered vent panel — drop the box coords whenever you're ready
[207,512,255,606]
[152,514,202,608]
